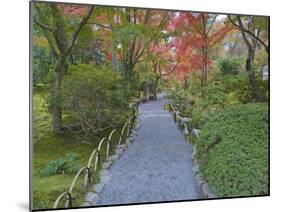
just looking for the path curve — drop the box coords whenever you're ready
[97,94,202,205]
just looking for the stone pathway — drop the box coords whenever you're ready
[94,94,202,205]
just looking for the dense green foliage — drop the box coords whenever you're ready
[217,57,241,75]
[70,38,105,65]
[195,103,268,197]
[166,80,189,112]
[170,65,269,129]
[62,64,131,138]
[33,46,53,85]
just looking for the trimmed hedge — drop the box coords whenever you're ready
[196,103,268,197]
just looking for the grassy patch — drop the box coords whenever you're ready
[32,127,94,209]
[33,175,74,209]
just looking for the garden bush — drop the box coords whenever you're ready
[195,103,268,197]
[33,45,54,86]
[188,70,267,128]
[62,64,131,138]
[166,79,190,113]
[217,57,241,75]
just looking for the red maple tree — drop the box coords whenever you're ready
[168,12,232,95]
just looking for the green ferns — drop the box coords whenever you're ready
[40,153,81,177]
[196,103,268,197]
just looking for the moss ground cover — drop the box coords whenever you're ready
[32,90,126,209]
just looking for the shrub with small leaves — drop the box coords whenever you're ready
[62,64,131,136]
[217,57,241,75]
[196,103,268,197]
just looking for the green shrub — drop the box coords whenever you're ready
[166,79,190,114]
[40,153,81,177]
[218,57,241,75]
[33,45,54,86]
[189,75,240,128]
[188,133,197,144]
[196,103,268,197]
[189,71,267,128]
[62,64,131,136]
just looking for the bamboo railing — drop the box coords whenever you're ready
[165,103,189,139]
[53,101,138,208]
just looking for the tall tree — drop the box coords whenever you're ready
[33,2,94,133]
[149,42,179,99]
[91,8,170,79]
[168,12,232,97]
[228,15,268,101]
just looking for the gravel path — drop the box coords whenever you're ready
[97,94,202,205]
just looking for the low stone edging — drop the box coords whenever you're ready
[191,145,217,199]
[167,105,218,199]
[81,118,140,206]
[188,128,217,199]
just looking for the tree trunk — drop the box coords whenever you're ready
[236,16,265,102]
[183,76,189,110]
[51,60,67,133]
[111,43,119,71]
[246,50,264,102]
[153,86,157,100]
[153,77,160,100]
[201,47,205,98]
[200,15,208,99]
[123,62,133,80]
[143,82,149,101]
[34,4,94,134]
[204,48,208,84]
[95,94,101,129]
[184,76,188,91]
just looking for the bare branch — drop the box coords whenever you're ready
[89,22,112,30]
[33,2,54,32]
[159,12,170,28]
[143,10,151,24]
[66,6,94,56]
[228,15,268,53]
[106,10,114,29]
[34,19,54,32]
[161,61,179,76]
[33,2,59,57]
[134,45,147,62]
[135,59,145,63]
[206,15,218,36]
